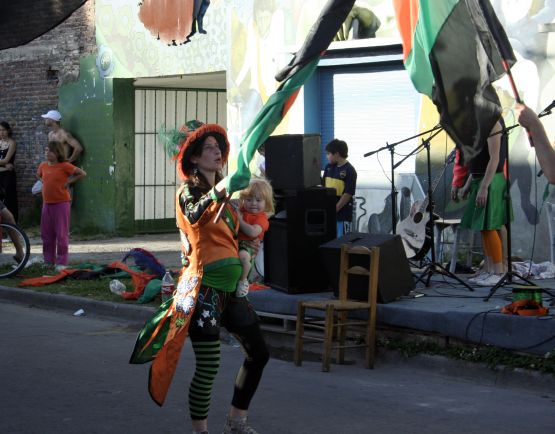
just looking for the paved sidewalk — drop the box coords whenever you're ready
[28,232,182,269]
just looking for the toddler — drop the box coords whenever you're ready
[236,177,274,297]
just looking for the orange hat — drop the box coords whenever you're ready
[175,123,230,181]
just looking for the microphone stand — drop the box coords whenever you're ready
[483,102,554,301]
[411,131,474,291]
[364,124,443,234]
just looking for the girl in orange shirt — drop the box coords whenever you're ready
[37,140,86,270]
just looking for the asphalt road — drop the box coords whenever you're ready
[2,301,555,434]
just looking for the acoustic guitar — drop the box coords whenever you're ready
[397,149,456,260]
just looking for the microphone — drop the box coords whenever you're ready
[539,100,555,116]
[364,148,380,157]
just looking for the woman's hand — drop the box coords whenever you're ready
[475,185,488,208]
[451,186,460,202]
[515,103,542,130]
[459,183,471,200]
[244,239,261,257]
[214,178,227,199]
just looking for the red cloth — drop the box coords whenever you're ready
[452,149,469,187]
[19,268,83,286]
[249,282,270,291]
[18,261,156,300]
[452,149,508,187]
[108,261,158,300]
[37,161,77,203]
[238,211,269,241]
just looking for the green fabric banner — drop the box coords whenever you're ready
[394,0,515,161]
[225,0,356,194]
[404,0,459,97]
[226,58,319,194]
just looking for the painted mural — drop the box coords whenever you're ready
[226,0,400,160]
[95,0,227,78]
[138,0,211,45]
[91,0,555,258]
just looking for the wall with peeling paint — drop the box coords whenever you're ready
[58,55,118,232]
[0,1,96,226]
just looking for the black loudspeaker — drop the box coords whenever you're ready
[264,187,337,293]
[265,134,321,190]
[319,233,414,303]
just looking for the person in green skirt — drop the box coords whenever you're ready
[457,119,512,287]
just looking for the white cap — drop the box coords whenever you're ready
[41,110,62,122]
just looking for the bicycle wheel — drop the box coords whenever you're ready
[0,223,31,278]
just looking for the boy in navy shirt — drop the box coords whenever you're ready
[322,139,357,237]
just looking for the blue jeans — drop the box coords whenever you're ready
[337,221,345,237]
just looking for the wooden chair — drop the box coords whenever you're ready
[294,244,380,372]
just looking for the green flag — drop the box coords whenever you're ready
[226,58,319,193]
[226,0,356,194]
[393,0,515,162]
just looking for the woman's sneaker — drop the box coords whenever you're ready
[468,271,490,284]
[222,414,259,434]
[235,280,250,297]
[476,273,503,287]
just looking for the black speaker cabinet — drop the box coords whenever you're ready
[265,134,321,190]
[264,187,336,293]
[319,232,414,303]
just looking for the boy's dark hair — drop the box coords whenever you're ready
[325,139,348,158]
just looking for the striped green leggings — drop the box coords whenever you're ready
[187,286,269,420]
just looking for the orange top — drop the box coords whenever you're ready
[238,211,269,241]
[37,161,77,203]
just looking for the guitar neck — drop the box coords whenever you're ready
[417,149,456,213]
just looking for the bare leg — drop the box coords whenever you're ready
[192,419,208,433]
[229,406,247,418]
[238,249,251,281]
[484,255,494,274]
[481,232,493,274]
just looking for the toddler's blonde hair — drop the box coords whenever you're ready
[239,177,275,214]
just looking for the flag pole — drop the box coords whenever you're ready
[477,0,534,146]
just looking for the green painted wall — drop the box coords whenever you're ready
[113,79,135,235]
[59,55,134,234]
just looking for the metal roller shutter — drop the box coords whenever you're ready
[319,63,421,178]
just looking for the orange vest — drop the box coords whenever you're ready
[145,186,239,406]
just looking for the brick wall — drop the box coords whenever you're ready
[0,1,96,223]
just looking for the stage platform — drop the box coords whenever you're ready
[248,275,555,356]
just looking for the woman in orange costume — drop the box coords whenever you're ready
[130,123,268,434]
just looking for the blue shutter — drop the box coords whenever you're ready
[319,64,421,176]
